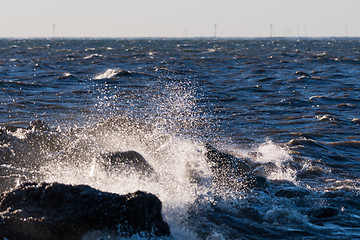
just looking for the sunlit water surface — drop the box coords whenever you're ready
[1,38,360,239]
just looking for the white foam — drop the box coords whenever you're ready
[83,53,103,59]
[254,140,297,182]
[93,69,121,80]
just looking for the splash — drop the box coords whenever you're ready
[253,140,297,182]
[34,116,211,239]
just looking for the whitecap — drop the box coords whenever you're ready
[315,114,335,122]
[93,69,131,80]
[83,53,103,60]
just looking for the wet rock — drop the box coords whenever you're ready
[1,121,63,169]
[242,176,269,190]
[27,119,51,132]
[0,127,30,166]
[309,207,340,219]
[0,128,16,161]
[25,121,63,153]
[293,71,311,77]
[101,151,155,176]
[238,207,263,222]
[205,144,251,179]
[2,125,24,133]
[0,182,170,240]
[275,187,310,198]
[112,69,133,77]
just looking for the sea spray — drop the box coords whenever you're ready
[34,117,211,239]
[254,140,297,182]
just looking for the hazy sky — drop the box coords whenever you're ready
[1,0,359,38]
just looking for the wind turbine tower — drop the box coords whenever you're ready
[270,23,273,38]
[297,26,299,38]
[214,24,217,38]
[52,24,56,38]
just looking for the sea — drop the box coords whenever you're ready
[0,38,359,239]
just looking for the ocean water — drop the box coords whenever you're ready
[1,38,360,239]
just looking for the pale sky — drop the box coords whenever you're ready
[1,0,359,38]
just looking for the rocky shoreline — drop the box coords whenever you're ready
[0,182,170,240]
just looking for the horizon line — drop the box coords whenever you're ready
[1,36,359,40]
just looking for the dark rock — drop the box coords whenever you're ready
[241,176,269,190]
[275,187,310,198]
[309,207,340,219]
[2,125,24,133]
[0,182,170,240]
[113,69,133,77]
[101,151,155,176]
[0,121,62,171]
[293,71,311,77]
[0,127,16,147]
[0,127,30,167]
[27,120,51,132]
[205,144,251,180]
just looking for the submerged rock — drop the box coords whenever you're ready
[0,182,170,240]
[275,187,310,198]
[293,70,311,78]
[308,207,340,219]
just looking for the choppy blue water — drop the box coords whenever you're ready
[1,38,360,239]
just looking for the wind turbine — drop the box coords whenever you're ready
[52,24,56,38]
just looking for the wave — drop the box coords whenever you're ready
[93,69,134,80]
[83,53,103,60]
[2,117,358,239]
